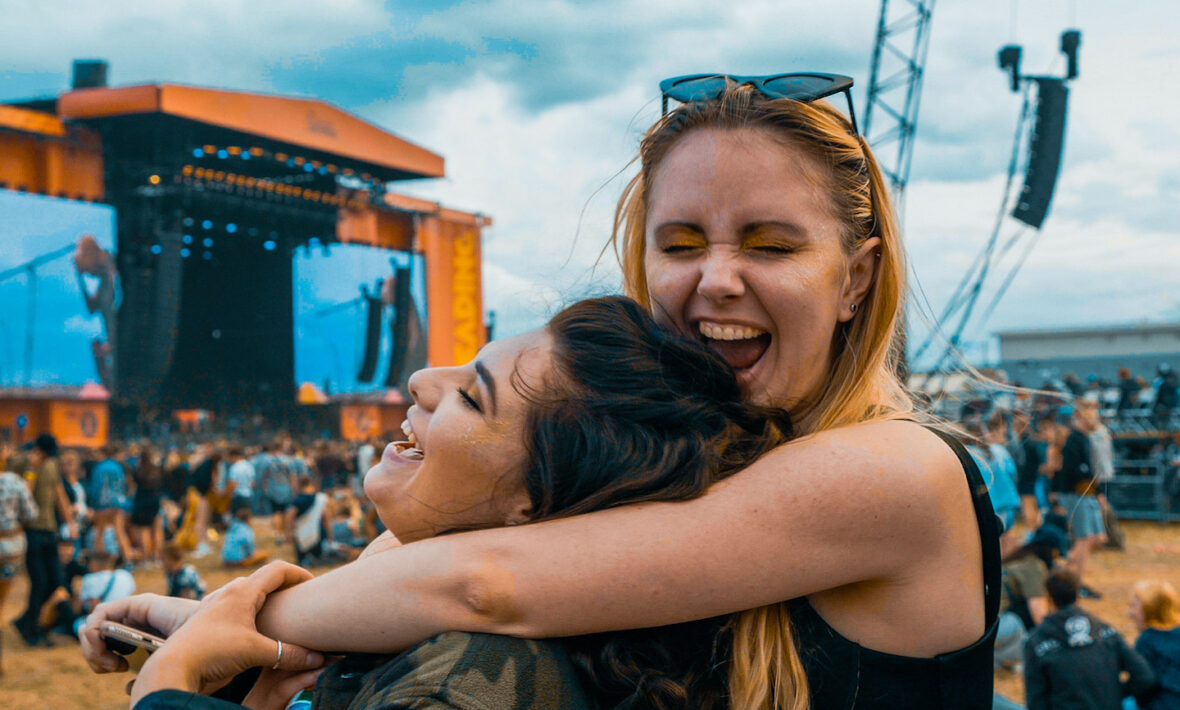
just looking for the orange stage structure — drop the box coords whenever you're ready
[0,62,488,443]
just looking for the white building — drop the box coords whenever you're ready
[996,322,1180,386]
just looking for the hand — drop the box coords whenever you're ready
[80,594,200,673]
[130,561,323,707]
[358,530,402,560]
[242,667,328,710]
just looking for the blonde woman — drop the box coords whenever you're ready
[1129,580,1180,709]
[86,77,1000,709]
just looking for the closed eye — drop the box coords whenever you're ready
[457,388,482,412]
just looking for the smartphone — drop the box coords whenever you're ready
[99,621,167,671]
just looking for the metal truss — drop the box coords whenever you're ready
[864,0,937,206]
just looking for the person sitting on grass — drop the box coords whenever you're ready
[220,504,270,568]
[1024,570,1154,710]
[162,543,205,601]
[286,475,328,567]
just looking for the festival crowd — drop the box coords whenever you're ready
[0,434,383,674]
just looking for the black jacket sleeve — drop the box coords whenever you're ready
[135,689,246,710]
[1023,637,1049,710]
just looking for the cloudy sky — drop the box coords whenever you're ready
[2,0,1177,376]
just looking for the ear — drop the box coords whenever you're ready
[838,237,881,322]
[502,490,534,527]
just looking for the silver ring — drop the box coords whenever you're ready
[272,640,284,670]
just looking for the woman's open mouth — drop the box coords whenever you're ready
[698,321,772,372]
[383,419,425,462]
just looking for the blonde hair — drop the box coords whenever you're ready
[612,86,917,710]
[1133,580,1180,630]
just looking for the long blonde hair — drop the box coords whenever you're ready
[612,85,915,709]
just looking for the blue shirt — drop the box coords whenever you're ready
[221,519,255,564]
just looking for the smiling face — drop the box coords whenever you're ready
[363,331,551,543]
[643,127,878,411]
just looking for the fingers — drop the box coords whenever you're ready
[247,561,315,596]
[242,667,326,710]
[269,638,326,672]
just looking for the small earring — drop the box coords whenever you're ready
[850,303,858,313]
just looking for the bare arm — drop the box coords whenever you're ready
[259,421,974,653]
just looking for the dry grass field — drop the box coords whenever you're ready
[2,520,1178,709]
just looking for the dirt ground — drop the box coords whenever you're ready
[2,520,1178,709]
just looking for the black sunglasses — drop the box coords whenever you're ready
[659,72,858,136]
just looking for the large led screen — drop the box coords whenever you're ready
[293,243,428,396]
[0,192,117,389]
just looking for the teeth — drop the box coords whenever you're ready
[698,321,767,341]
[399,420,420,448]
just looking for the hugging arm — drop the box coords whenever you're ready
[258,421,963,652]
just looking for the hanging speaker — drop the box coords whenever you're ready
[1012,78,1068,229]
[356,285,383,383]
[383,266,413,389]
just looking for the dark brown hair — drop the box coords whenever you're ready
[520,296,792,709]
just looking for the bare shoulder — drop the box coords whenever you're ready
[759,419,967,523]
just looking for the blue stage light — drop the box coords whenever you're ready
[202,220,213,230]
[303,163,314,172]
[318,166,328,175]
[180,248,191,258]
[217,149,228,159]
[192,148,203,158]
[241,152,250,160]
[286,158,295,167]
[202,237,214,248]
[226,223,238,234]
[182,234,193,245]
[183,217,194,227]
[150,245,163,255]
[263,240,277,251]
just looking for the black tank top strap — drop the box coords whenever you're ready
[923,425,1002,628]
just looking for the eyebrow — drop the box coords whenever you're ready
[474,361,498,416]
[739,220,807,238]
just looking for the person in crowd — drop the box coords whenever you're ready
[1024,570,1154,710]
[256,440,295,545]
[129,446,166,566]
[89,444,132,559]
[1129,580,1180,710]
[186,446,222,557]
[1014,411,1047,528]
[1079,399,1125,551]
[14,434,73,647]
[965,417,1020,555]
[1118,367,1141,414]
[72,550,136,637]
[224,447,256,517]
[36,535,91,639]
[1051,405,1105,597]
[87,80,1004,708]
[995,531,1058,675]
[162,543,206,601]
[322,495,364,563]
[59,449,91,541]
[286,475,328,567]
[1154,364,1179,430]
[220,503,270,568]
[0,451,38,671]
[985,412,1022,539]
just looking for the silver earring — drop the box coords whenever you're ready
[850,303,858,313]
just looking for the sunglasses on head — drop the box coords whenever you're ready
[658,72,858,136]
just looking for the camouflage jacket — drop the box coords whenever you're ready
[313,632,597,710]
[135,632,598,710]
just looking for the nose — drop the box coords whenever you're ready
[696,250,745,304]
[406,368,440,411]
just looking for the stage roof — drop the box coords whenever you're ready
[56,83,445,180]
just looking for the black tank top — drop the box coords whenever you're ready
[788,426,1001,709]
